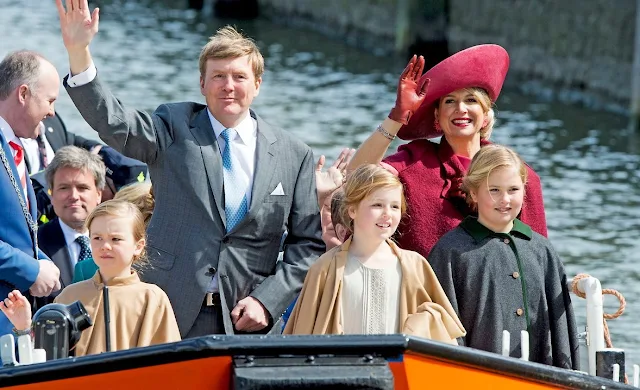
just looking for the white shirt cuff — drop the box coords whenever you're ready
[66,62,97,87]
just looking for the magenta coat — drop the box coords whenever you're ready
[383,137,548,258]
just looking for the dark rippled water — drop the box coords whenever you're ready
[2,0,638,368]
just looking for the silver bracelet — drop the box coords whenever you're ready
[376,124,396,141]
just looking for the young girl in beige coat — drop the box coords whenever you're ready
[284,164,465,343]
[0,200,180,356]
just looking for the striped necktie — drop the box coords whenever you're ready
[8,140,28,201]
[221,128,248,231]
[36,133,48,169]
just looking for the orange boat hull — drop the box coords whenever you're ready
[0,335,629,389]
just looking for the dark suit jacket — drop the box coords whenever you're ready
[27,114,100,224]
[24,114,99,175]
[34,218,75,308]
[65,74,325,337]
[0,128,49,334]
[41,113,99,152]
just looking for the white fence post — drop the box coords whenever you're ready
[575,277,606,376]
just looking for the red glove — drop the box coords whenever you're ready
[388,55,430,125]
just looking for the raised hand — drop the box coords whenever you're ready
[0,290,33,331]
[55,0,100,53]
[315,147,355,206]
[388,55,430,125]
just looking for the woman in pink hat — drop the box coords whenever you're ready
[348,45,547,259]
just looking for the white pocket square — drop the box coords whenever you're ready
[270,182,285,196]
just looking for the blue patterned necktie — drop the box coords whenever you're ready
[75,235,92,262]
[221,128,248,232]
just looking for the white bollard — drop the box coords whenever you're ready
[520,330,529,361]
[576,277,606,376]
[32,349,46,364]
[17,335,33,365]
[633,364,639,387]
[0,334,47,366]
[502,330,510,357]
[612,364,620,382]
[0,334,18,366]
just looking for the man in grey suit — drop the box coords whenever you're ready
[56,0,324,337]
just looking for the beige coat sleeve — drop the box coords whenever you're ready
[136,288,181,346]
[403,303,462,344]
[399,249,466,344]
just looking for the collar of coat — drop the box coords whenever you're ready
[91,269,140,288]
[338,236,402,258]
[438,138,492,196]
[460,216,532,243]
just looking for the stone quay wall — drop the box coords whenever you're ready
[257,0,636,111]
[447,0,635,111]
[257,0,446,56]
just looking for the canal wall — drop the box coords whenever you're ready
[257,0,447,56]
[256,0,636,112]
[447,0,635,112]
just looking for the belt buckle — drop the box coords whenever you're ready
[205,292,215,306]
[205,292,221,307]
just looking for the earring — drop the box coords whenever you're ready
[434,119,441,131]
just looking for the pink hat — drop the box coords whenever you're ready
[398,44,510,140]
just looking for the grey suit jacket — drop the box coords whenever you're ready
[65,75,325,336]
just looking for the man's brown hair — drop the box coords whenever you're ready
[198,25,264,79]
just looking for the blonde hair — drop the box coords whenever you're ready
[114,182,154,228]
[85,200,148,266]
[198,25,264,79]
[438,87,496,140]
[340,164,406,233]
[461,144,528,209]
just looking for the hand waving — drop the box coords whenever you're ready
[315,147,355,206]
[388,55,430,125]
[0,290,33,332]
[56,0,100,52]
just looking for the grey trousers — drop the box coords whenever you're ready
[185,304,226,338]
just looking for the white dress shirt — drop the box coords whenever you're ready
[207,112,257,293]
[0,116,28,200]
[21,123,55,174]
[66,62,98,88]
[58,219,90,268]
[208,110,257,207]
